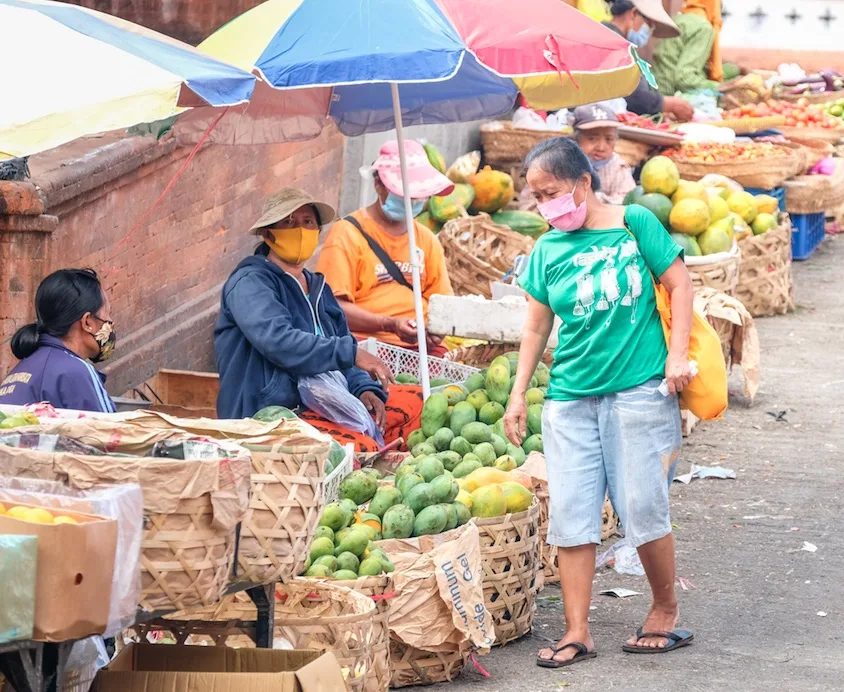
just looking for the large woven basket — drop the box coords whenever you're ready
[439,213,535,299]
[784,160,844,215]
[276,579,377,692]
[480,121,568,167]
[686,245,741,297]
[785,137,835,171]
[473,500,541,646]
[615,138,652,168]
[389,642,468,688]
[236,440,328,584]
[317,575,394,692]
[445,342,554,369]
[536,489,618,585]
[781,90,844,106]
[672,146,802,189]
[736,216,795,317]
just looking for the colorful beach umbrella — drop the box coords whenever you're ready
[192,0,646,394]
[0,0,257,160]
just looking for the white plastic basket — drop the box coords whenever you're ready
[360,339,479,385]
[323,443,354,503]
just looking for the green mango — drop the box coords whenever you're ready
[473,442,497,467]
[452,458,483,478]
[333,569,360,580]
[437,450,462,472]
[339,470,378,505]
[453,501,472,526]
[461,422,492,444]
[335,552,361,573]
[417,456,445,482]
[397,472,425,498]
[522,434,544,455]
[466,390,490,411]
[449,436,473,456]
[490,434,508,457]
[368,486,403,518]
[432,427,455,452]
[527,404,543,436]
[411,441,437,458]
[406,428,427,450]
[464,373,485,392]
[412,505,449,537]
[319,503,352,531]
[358,556,384,577]
[441,503,458,531]
[430,473,459,503]
[405,483,435,514]
[421,393,449,436]
[449,401,477,436]
[381,504,415,539]
[479,401,505,426]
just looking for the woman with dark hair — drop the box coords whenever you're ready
[0,268,116,412]
[505,138,695,666]
[602,0,694,122]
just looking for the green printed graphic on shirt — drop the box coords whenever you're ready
[519,205,682,400]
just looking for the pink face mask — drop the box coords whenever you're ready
[537,183,587,232]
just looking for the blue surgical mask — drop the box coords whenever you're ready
[627,23,652,48]
[381,192,426,222]
[590,156,611,171]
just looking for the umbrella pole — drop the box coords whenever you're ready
[390,82,431,399]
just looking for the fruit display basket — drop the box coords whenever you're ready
[736,215,795,317]
[685,242,741,298]
[784,159,844,215]
[359,339,479,386]
[791,212,826,261]
[275,579,378,692]
[237,439,329,584]
[473,499,541,646]
[668,144,803,189]
[480,120,569,168]
[439,213,535,299]
[744,186,785,212]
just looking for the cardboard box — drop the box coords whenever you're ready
[0,502,117,642]
[92,644,347,692]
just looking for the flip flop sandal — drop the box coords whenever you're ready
[536,642,598,668]
[622,628,694,654]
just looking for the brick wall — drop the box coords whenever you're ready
[0,126,343,396]
[62,0,264,45]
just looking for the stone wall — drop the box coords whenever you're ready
[0,127,343,395]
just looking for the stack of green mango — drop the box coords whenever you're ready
[406,352,545,480]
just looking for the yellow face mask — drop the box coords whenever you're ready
[266,227,320,265]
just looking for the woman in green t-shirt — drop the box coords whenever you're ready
[504,138,696,667]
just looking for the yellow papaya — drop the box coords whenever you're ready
[469,166,515,214]
[429,184,475,223]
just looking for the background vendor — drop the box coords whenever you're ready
[316,139,454,358]
[652,0,723,97]
[603,0,694,122]
[215,188,423,452]
[0,268,117,413]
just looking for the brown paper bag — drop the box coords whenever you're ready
[378,522,494,653]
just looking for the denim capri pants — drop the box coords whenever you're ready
[543,378,683,548]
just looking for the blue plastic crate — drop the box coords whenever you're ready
[791,212,825,260]
[745,186,786,212]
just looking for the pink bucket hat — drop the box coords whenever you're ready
[373,140,454,199]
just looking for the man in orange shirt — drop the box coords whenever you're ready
[317,140,454,357]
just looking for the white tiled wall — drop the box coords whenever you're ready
[720,0,844,53]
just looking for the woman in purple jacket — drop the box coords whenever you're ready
[0,268,116,413]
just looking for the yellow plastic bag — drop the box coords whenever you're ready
[578,0,612,22]
[652,281,728,420]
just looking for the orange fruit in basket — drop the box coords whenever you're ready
[6,506,30,521]
[27,508,55,524]
[53,515,79,525]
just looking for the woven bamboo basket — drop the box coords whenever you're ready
[671,146,802,189]
[784,160,844,214]
[781,90,844,106]
[718,77,771,109]
[779,126,844,145]
[140,494,236,611]
[472,500,541,646]
[236,440,328,584]
[445,342,554,368]
[537,488,618,585]
[480,121,569,167]
[784,137,835,170]
[736,217,794,317]
[388,642,469,688]
[439,213,535,299]
[276,579,378,692]
[686,245,741,298]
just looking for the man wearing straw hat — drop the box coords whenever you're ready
[317,139,454,357]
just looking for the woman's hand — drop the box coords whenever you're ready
[504,394,528,446]
[664,351,693,395]
[360,391,386,432]
[355,348,395,389]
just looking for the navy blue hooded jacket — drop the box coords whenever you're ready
[214,247,386,419]
[0,335,116,413]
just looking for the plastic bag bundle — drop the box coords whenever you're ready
[298,371,384,445]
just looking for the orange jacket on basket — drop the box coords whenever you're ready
[316,209,453,346]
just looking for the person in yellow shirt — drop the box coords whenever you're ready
[317,139,454,357]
